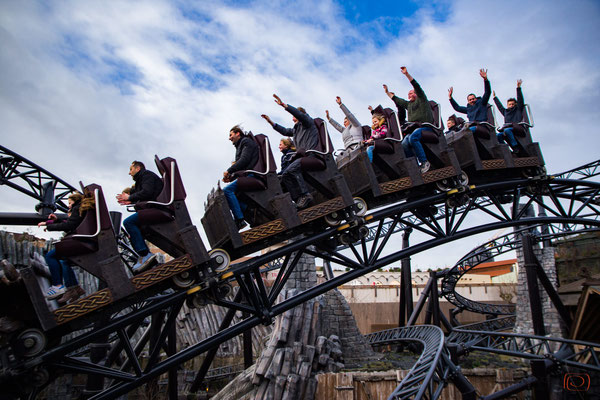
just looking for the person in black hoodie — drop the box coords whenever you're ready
[444,114,465,137]
[494,79,525,154]
[38,191,92,303]
[278,138,296,174]
[223,125,259,230]
[261,94,319,209]
[116,160,163,272]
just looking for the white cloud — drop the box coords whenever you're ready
[1,0,599,267]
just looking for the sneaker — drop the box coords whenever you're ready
[420,161,431,174]
[296,194,313,210]
[57,286,85,304]
[235,218,247,230]
[46,285,66,299]
[132,253,157,274]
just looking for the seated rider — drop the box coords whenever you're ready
[363,109,388,163]
[445,114,465,136]
[38,191,92,303]
[384,66,435,173]
[448,68,492,133]
[222,125,259,230]
[493,79,525,155]
[278,138,296,175]
[116,160,163,273]
[261,94,319,210]
[326,96,363,156]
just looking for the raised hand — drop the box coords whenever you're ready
[479,68,488,80]
[517,79,522,87]
[493,90,496,98]
[273,94,286,108]
[448,87,453,99]
[400,66,408,75]
[368,105,373,112]
[261,114,273,125]
[325,110,330,119]
[335,96,342,105]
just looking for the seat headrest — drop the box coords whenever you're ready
[158,157,187,201]
[252,134,277,173]
[313,118,334,154]
[381,108,400,140]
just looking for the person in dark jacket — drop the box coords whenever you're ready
[494,79,525,154]
[278,138,296,174]
[223,125,259,230]
[38,191,90,303]
[445,114,465,136]
[448,69,492,133]
[261,94,319,209]
[384,66,435,173]
[116,160,163,272]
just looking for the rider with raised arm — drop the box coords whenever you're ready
[116,161,163,273]
[383,66,435,173]
[493,79,525,155]
[448,69,492,132]
[222,125,259,230]
[326,96,363,156]
[261,94,319,209]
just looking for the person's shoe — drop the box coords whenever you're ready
[132,253,157,274]
[235,218,247,230]
[420,161,431,173]
[46,285,66,299]
[295,194,313,210]
[57,286,86,304]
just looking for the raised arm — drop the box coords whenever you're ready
[480,69,491,104]
[262,113,294,137]
[326,109,344,133]
[336,96,361,127]
[493,95,506,116]
[449,88,467,114]
[516,79,524,107]
[383,84,395,99]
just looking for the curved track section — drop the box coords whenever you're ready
[365,326,448,400]
[440,224,600,316]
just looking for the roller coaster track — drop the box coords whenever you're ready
[15,177,594,400]
[440,223,600,316]
[1,148,599,399]
[0,144,76,214]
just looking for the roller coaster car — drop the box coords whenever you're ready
[136,156,211,268]
[338,105,463,207]
[202,125,354,259]
[447,104,544,179]
[497,104,545,168]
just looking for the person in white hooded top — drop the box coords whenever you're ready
[326,96,364,155]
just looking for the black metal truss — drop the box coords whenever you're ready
[345,159,600,250]
[555,159,600,180]
[18,177,599,399]
[440,223,600,316]
[0,144,76,213]
[447,329,600,373]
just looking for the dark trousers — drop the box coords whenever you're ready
[280,159,309,201]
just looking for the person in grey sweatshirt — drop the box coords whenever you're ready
[326,96,364,156]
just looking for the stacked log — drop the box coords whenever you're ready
[211,249,375,400]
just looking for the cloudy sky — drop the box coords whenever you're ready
[1,0,599,269]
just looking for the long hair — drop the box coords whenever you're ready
[372,113,386,130]
[280,138,296,151]
[79,189,96,215]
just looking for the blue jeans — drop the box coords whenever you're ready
[497,128,518,147]
[45,249,78,287]
[366,145,375,162]
[123,213,148,256]
[402,127,431,163]
[223,179,247,220]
